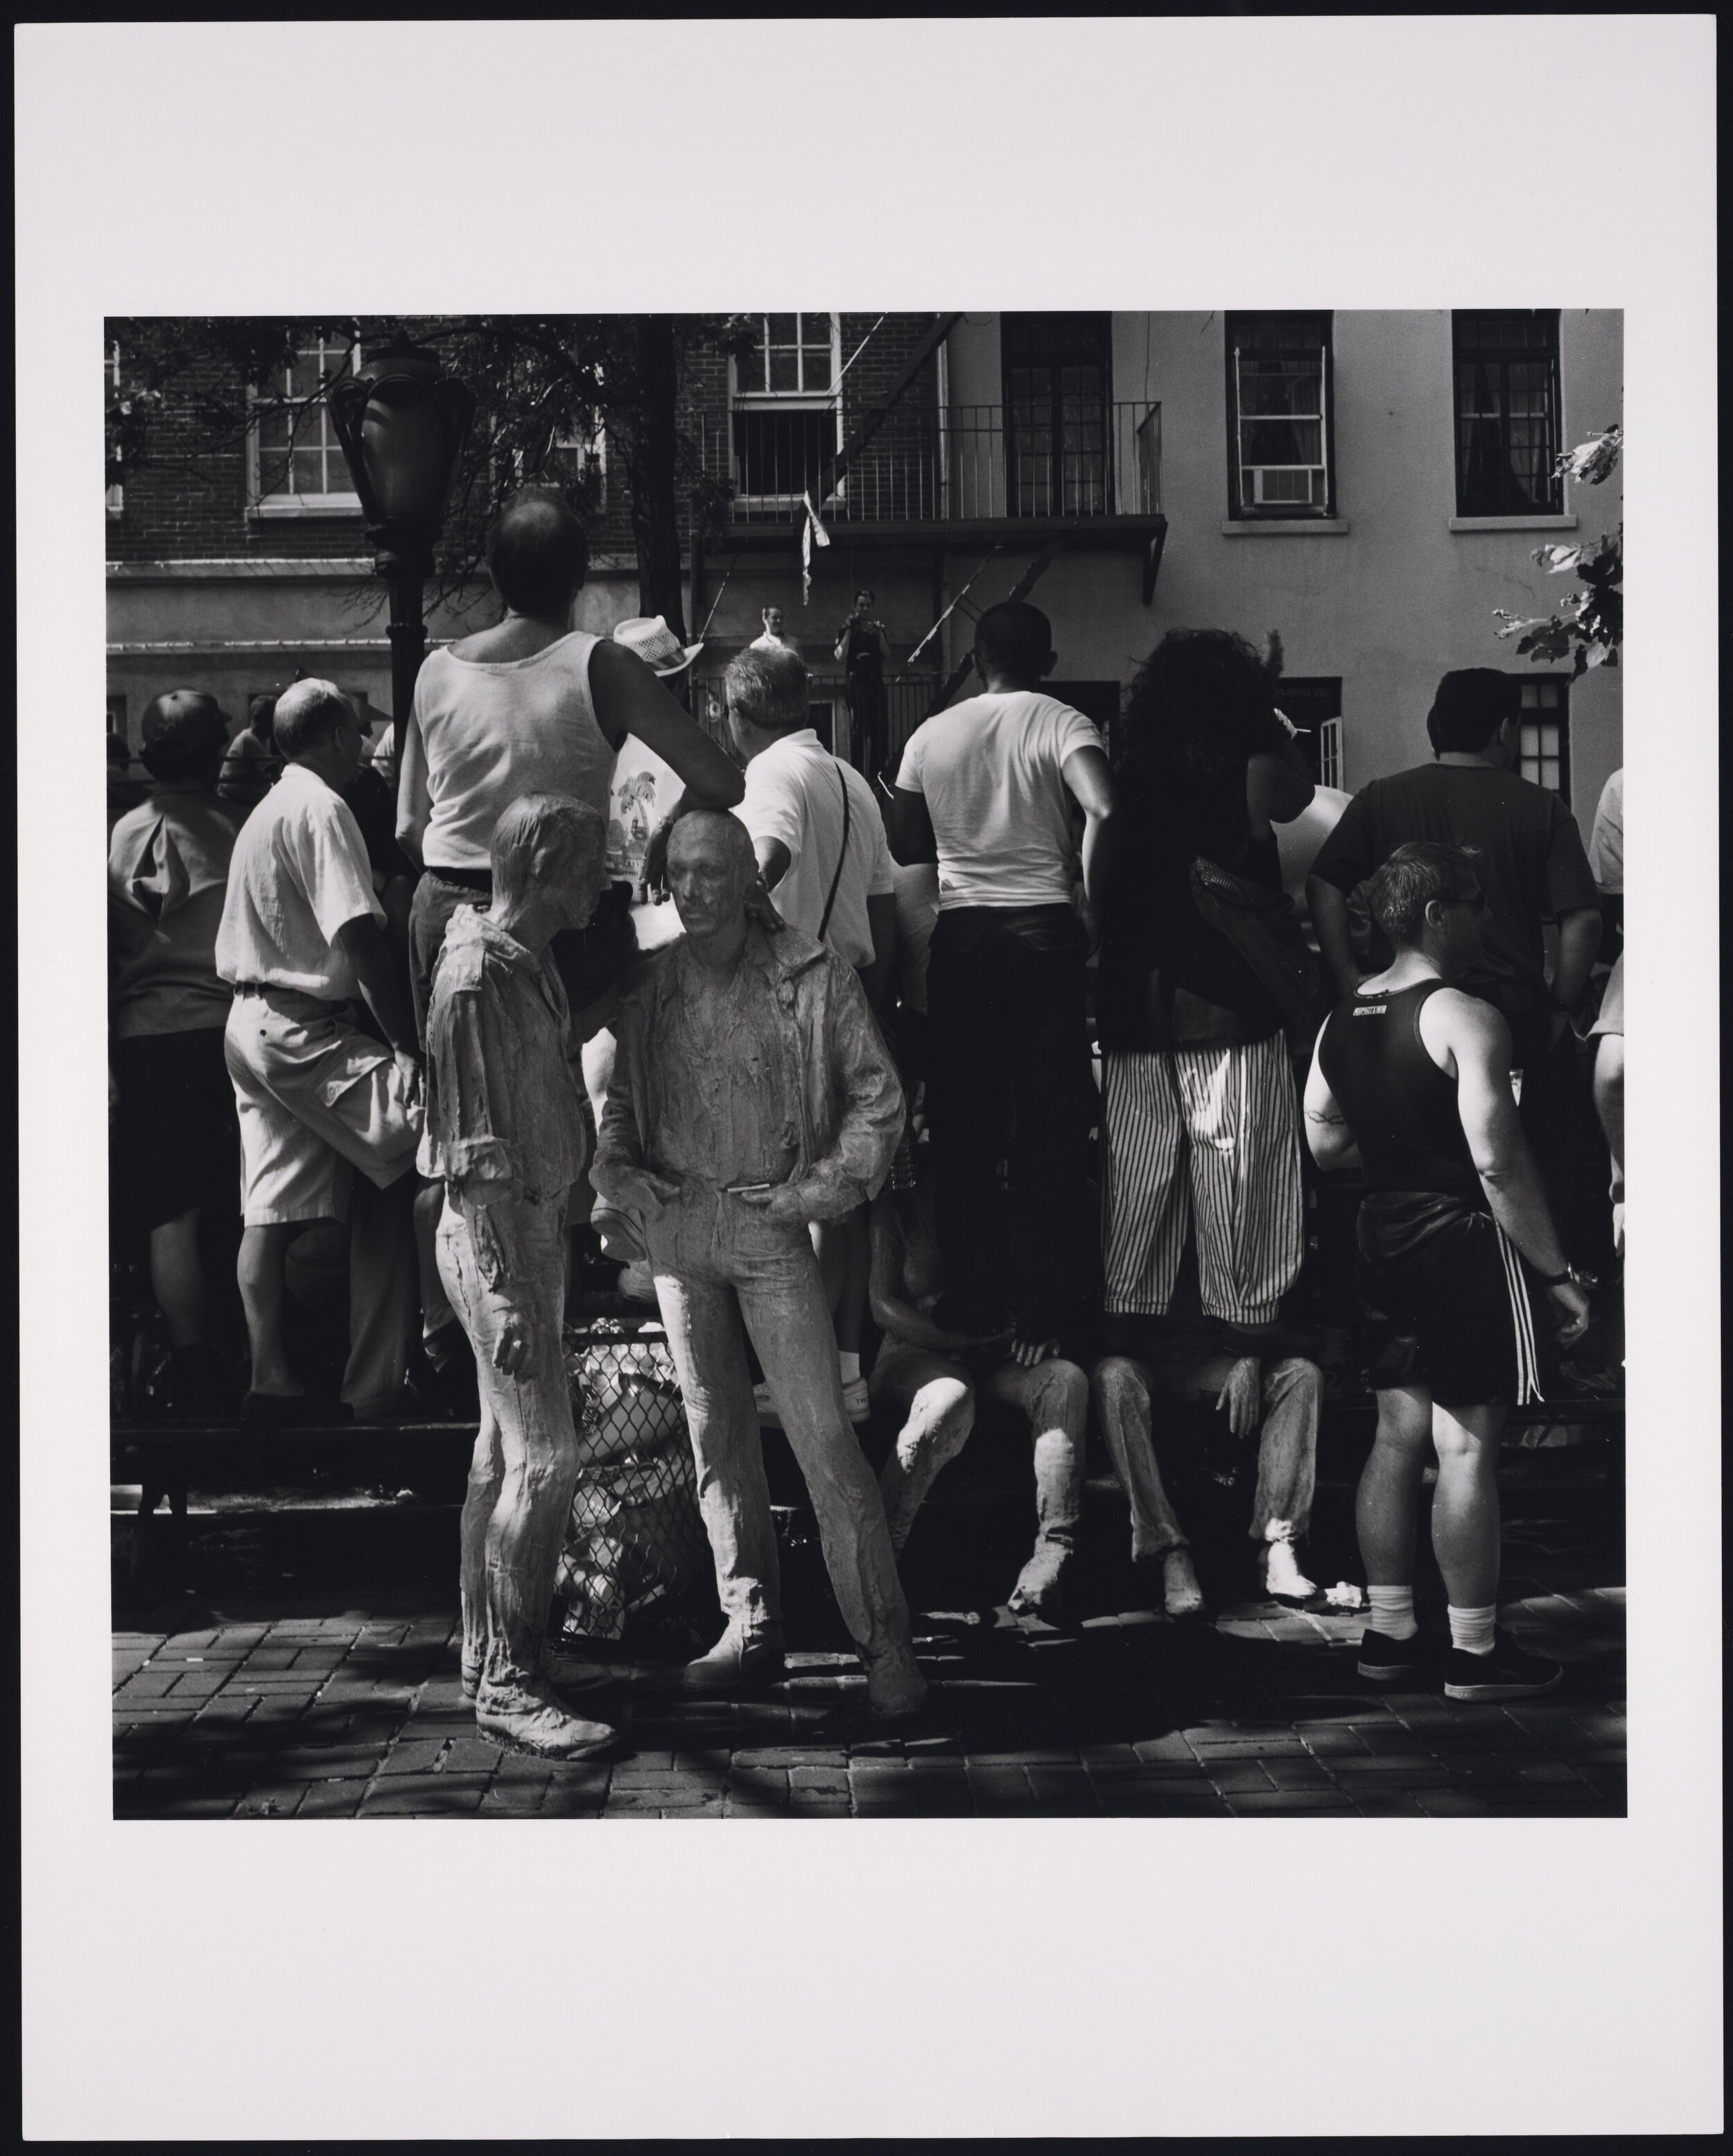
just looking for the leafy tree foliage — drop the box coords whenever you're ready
[106,314,755,634]
[1492,426,1622,674]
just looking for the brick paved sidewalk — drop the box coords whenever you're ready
[114,1577,1625,1820]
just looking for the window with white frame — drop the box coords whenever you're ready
[1272,677,1343,790]
[1516,677,1569,797]
[731,313,842,505]
[105,340,124,516]
[1226,312,1334,518]
[250,332,362,514]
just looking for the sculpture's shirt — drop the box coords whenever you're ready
[648,941,803,1188]
[417,906,589,1201]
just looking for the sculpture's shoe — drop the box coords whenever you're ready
[670,1628,787,1693]
[461,1663,480,1704]
[863,1644,929,1721]
[475,1680,619,1762]
[1262,1535,1317,1605]
[1007,1540,1072,1619]
[1160,1547,1205,1619]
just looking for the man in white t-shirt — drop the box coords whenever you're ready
[729,641,897,1422]
[216,680,425,1428]
[888,601,1117,1360]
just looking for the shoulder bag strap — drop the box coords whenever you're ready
[817,763,852,944]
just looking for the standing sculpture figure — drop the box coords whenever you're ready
[419,793,619,1759]
[591,809,927,1718]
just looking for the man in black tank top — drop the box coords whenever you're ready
[1305,842,1591,1703]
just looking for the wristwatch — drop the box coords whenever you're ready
[1537,1263,1596,1292]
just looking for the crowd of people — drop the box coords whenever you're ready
[109,483,1626,1750]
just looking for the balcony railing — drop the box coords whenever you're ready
[700,401,1161,527]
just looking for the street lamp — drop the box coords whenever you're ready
[329,332,476,764]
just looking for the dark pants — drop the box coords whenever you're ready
[925,907,1099,1341]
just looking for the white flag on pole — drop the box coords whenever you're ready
[800,489,830,604]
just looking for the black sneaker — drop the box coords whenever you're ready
[1443,1626,1564,1703]
[1357,1626,1437,1686]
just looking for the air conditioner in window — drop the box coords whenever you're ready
[1246,465,1326,507]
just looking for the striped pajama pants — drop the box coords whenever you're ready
[1100,1034,1304,1326]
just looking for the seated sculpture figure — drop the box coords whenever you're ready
[1092,1307,1323,1616]
[591,809,927,1719]
[419,792,619,1759]
[867,1133,1088,1617]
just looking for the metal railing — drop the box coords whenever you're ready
[699,401,1160,525]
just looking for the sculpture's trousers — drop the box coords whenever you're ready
[1093,1353,1321,1556]
[437,1194,580,1694]
[648,1185,913,1664]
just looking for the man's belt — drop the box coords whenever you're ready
[230,980,349,1006]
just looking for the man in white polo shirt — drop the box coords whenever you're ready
[889,601,1117,1360]
[217,679,424,1429]
[728,641,897,1421]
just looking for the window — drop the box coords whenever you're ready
[107,693,128,742]
[105,340,124,517]
[250,332,361,514]
[547,424,607,511]
[1226,313,1334,518]
[1001,313,1111,516]
[1516,677,1569,797]
[1453,311,1562,516]
[1272,678,1343,789]
[731,313,841,505]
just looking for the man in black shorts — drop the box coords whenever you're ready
[1304,841,1592,1702]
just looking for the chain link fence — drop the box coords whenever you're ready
[551,1321,716,1650]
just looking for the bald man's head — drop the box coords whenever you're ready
[665,809,757,941]
[487,487,589,618]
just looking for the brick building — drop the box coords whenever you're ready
[107,309,1622,821]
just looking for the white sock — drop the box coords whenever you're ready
[1366,1585,1417,1642]
[838,1352,861,1385]
[1447,1602,1497,1656]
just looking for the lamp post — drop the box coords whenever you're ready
[329,333,476,765]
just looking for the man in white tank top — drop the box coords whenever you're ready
[397,489,743,1045]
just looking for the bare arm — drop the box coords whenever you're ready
[866,1190,989,1354]
[1061,743,1117,912]
[886,785,938,867]
[394,708,430,867]
[1308,877,1362,997]
[332,914,417,1058]
[1434,996,1584,1341]
[589,640,744,807]
[1551,905,1603,1015]
[753,834,793,892]
[1247,744,1316,838]
[862,892,898,1014]
[1303,1038,1361,1172]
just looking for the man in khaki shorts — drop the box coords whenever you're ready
[216,680,424,1427]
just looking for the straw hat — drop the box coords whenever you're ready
[613,615,704,677]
